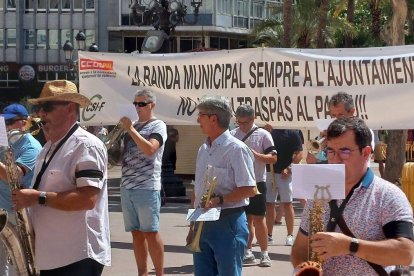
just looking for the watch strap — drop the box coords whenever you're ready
[349,237,359,255]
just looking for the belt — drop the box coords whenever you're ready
[220,207,244,216]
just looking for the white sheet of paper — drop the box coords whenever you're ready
[117,104,139,122]
[315,118,335,132]
[292,164,345,200]
[0,117,8,147]
[186,207,221,222]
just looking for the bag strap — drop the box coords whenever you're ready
[33,123,79,190]
[241,127,259,142]
[327,200,389,276]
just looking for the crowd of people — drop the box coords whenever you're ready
[0,80,413,276]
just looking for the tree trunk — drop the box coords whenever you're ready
[382,0,408,184]
[316,0,329,48]
[370,0,382,41]
[283,0,293,47]
[345,0,355,47]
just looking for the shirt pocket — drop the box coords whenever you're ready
[43,170,70,192]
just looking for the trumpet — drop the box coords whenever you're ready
[307,137,325,155]
[186,176,217,253]
[105,124,125,168]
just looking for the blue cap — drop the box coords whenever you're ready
[1,104,29,120]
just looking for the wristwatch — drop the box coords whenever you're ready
[349,238,359,255]
[38,191,47,205]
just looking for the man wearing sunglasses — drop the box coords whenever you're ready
[292,117,414,275]
[12,80,111,275]
[0,103,42,276]
[118,89,167,276]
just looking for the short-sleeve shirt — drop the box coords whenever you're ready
[0,133,41,213]
[121,119,167,190]
[194,130,256,209]
[231,125,276,182]
[269,129,303,173]
[299,168,413,275]
[31,125,111,270]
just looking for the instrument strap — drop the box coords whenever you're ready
[241,127,258,142]
[327,183,389,276]
[33,123,79,190]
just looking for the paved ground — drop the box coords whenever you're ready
[102,164,414,276]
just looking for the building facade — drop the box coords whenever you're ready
[0,0,105,106]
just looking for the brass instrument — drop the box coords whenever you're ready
[307,137,325,156]
[105,124,125,167]
[295,185,331,276]
[186,176,217,253]
[0,143,37,275]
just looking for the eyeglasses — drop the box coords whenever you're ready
[133,101,152,107]
[35,101,69,113]
[326,147,361,160]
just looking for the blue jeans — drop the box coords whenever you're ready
[193,210,248,276]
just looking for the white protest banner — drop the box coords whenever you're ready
[79,46,414,129]
[0,117,8,147]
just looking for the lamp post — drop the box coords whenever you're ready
[63,40,74,67]
[88,43,99,52]
[75,31,86,51]
[130,0,203,53]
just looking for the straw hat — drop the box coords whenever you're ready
[28,80,91,108]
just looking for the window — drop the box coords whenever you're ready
[38,0,47,11]
[49,0,59,11]
[236,0,248,16]
[6,29,16,47]
[0,29,3,47]
[61,0,70,11]
[25,29,36,49]
[7,0,16,10]
[49,29,59,49]
[37,29,47,48]
[218,0,232,15]
[25,0,35,11]
[85,29,95,49]
[0,0,3,10]
[73,0,82,10]
[61,29,72,47]
[85,0,94,10]
[251,1,264,19]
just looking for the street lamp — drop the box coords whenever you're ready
[89,43,99,52]
[63,40,74,66]
[75,31,86,51]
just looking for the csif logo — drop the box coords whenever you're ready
[80,58,113,71]
[82,94,106,122]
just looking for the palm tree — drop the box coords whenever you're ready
[283,0,293,47]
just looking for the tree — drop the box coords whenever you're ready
[317,0,329,47]
[283,0,293,47]
[381,0,408,184]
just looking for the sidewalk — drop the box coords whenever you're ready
[105,166,302,276]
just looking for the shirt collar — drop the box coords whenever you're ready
[361,168,375,188]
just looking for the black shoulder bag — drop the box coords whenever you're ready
[327,195,409,276]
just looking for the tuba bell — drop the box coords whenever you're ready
[307,137,325,156]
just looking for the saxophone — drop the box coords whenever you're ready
[295,184,331,276]
[0,131,37,275]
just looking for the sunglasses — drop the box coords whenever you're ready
[133,101,152,107]
[35,101,69,113]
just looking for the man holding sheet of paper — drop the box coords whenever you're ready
[292,117,414,275]
[118,89,167,276]
[187,95,256,276]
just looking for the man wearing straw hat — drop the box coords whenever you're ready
[12,80,111,275]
